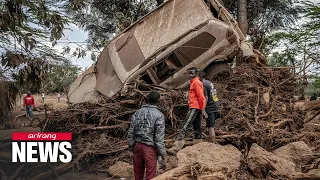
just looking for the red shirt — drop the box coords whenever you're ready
[188,77,206,110]
[23,95,35,106]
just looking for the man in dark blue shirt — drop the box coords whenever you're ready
[200,71,221,143]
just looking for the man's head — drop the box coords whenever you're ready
[148,90,161,105]
[187,67,199,80]
[27,91,31,96]
[198,70,207,81]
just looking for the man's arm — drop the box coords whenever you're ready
[195,81,206,110]
[154,113,166,158]
[127,114,136,151]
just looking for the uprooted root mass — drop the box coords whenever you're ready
[5,64,319,179]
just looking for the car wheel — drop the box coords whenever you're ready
[204,61,233,83]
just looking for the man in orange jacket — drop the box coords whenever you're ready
[168,67,207,154]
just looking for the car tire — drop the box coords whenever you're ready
[204,61,233,83]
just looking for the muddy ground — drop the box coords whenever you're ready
[0,94,121,180]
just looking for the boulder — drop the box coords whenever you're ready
[248,143,296,178]
[153,162,228,180]
[273,141,313,166]
[107,161,133,178]
[176,142,242,173]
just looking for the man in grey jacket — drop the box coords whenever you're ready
[128,90,166,180]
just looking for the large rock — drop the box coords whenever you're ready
[107,161,133,178]
[273,141,313,166]
[248,143,296,178]
[153,162,228,180]
[176,142,242,173]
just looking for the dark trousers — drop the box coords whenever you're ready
[26,106,32,117]
[179,108,202,139]
[133,143,157,180]
[205,110,220,128]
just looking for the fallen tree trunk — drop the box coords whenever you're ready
[295,100,320,111]
[82,123,128,131]
[291,172,320,180]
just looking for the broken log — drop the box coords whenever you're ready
[295,100,320,111]
[291,172,320,180]
[82,123,128,131]
[305,111,320,124]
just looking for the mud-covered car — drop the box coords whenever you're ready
[68,0,254,103]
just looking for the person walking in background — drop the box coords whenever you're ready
[168,67,207,154]
[199,71,221,143]
[23,91,35,118]
[41,92,45,103]
[127,90,166,180]
[58,93,61,103]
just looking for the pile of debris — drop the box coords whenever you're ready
[14,64,319,179]
[215,64,310,151]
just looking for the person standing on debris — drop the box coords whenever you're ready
[23,91,35,118]
[127,90,166,180]
[199,71,221,143]
[41,92,45,103]
[58,93,61,103]
[168,67,207,154]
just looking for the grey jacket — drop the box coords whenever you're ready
[127,104,166,157]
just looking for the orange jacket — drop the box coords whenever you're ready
[188,77,206,110]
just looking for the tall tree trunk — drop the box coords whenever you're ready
[237,0,248,36]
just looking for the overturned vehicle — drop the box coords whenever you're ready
[68,0,257,103]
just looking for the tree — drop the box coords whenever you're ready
[264,1,320,98]
[0,0,85,87]
[42,64,81,93]
[0,0,86,123]
[70,0,157,49]
[219,0,299,49]
[237,0,248,36]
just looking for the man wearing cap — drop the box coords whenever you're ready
[23,91,35,118]
[168,67,207,154]
[199,71,221,143]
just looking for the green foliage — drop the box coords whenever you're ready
[0,0,86,122]
[305,75,320,95]
[70,0,157,49]
[42,64,81,93]
[263,1,320,97]
[265,1,320,68]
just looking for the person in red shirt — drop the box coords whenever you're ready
[168,67,207,154]
[23,91,35,118]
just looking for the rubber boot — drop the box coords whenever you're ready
[208,128,216,143]
[167,139,185,155]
